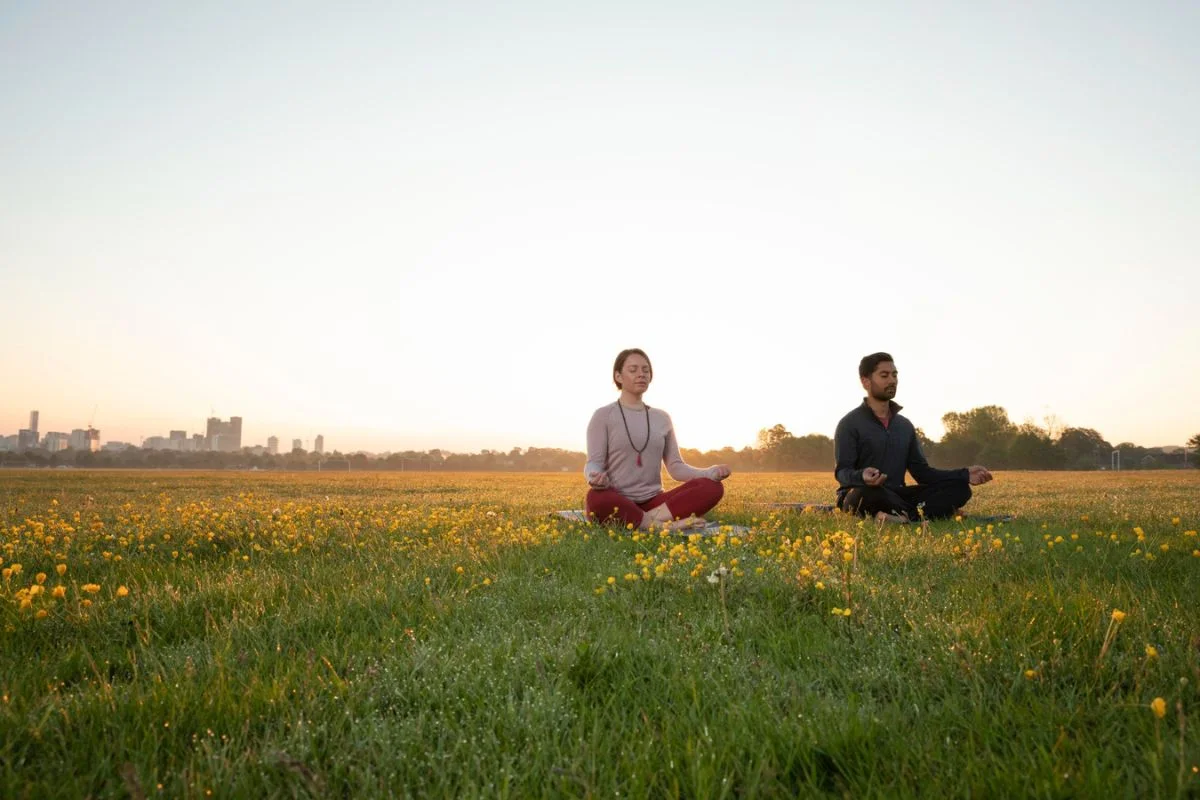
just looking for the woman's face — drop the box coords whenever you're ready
[616,354,652,396]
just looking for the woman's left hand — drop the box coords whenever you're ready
[711,464,732,481]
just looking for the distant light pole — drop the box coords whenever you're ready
[1111,449,1120,471]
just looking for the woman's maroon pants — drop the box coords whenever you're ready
[585,478,724,527]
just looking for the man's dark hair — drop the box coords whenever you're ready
[613,348,652,389]
[859,352,894,379]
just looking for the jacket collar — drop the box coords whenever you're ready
[859,398,903,419]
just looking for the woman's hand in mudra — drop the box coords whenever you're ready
[711,465,732,481]
[588,471,611,489]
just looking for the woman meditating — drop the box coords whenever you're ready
[585,348,731,530]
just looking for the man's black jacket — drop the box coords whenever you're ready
[833,400,968,502]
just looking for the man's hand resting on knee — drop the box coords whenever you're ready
[862,467,887,487]
[967,466,993,486]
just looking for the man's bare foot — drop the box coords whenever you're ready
[875,511,910,524]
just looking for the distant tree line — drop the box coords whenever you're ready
[2,411,1197,472]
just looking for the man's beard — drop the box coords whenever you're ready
[870,386,896,401]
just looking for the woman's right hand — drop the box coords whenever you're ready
[587,471,611,489]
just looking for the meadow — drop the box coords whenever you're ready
[1,469,1198,798]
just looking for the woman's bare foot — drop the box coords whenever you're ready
[875,511,910,524]
[664,515,708,532]
[639,504,674,530]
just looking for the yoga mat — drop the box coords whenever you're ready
[549,510,750,536]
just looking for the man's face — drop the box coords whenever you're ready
[861,361,897,402]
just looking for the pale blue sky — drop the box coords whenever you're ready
[2,1,1197,453]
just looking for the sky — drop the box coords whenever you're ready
[2,1,1198,455]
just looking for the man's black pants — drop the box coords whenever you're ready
[838,480,972,520]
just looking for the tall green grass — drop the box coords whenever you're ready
[0,470,1197,797]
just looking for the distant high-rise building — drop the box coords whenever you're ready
[0,434,17,452]
[205,416,243,452]
[42,432,70,452]
[170,430,187,441]
[267,436,279,456]
[292,438,303,452]
[68,428,102,452]
[315,435,324,455]
[29,410,39,435]
[17,429,36,452]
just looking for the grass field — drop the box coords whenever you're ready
[2,469,1199,798]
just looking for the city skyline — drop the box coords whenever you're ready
[2,3,1197,454]
[0,409,332,455]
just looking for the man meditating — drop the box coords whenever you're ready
[585,348,731,531]
[834,352,992,522]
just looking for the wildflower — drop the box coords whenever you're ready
[1024,669,1037,679]
[1151,697,1166,719]
[82,583,101,594]
[1145,645,1158,659]
[35,609,48,620]
[606,576,616,585]
[815,581,825,590]
[35,572,47,585]
[116,586,129,598]
[842,551,854,563]
[1111,609,1126,623]
[52,586,66,599]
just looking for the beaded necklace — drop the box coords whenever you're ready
[616,401,651,467]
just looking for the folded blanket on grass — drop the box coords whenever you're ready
[550,510,750,536]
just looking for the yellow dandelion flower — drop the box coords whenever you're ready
[35,609,48,620]
[606,576,616,585]
[82,583,101,594]
[116,586,129,598]
[815,581,825,590]
[1145,645,1158,659]
[1151,697,1166,719]
[842,551,854,563]
[81,599,92,608]
[35,572,47,585]
[1111,609,1126,623]
[455,566,464,575]
[52,586,66,599]
[1024,669,1037,679]
[56,564,67,576]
